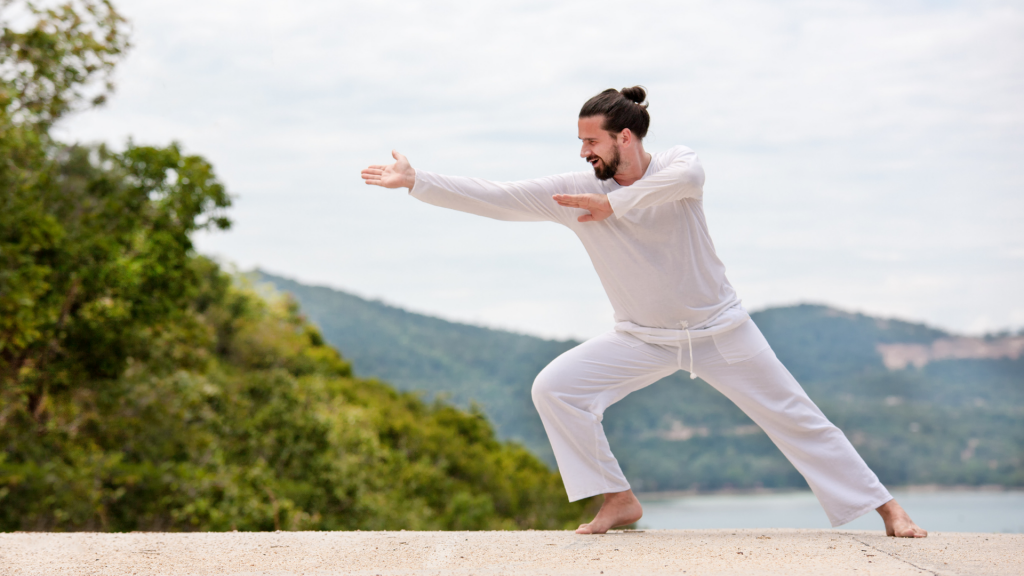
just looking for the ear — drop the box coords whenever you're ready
[618,128,633,147]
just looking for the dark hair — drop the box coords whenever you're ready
[579,86,650,139]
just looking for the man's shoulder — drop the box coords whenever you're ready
[648,145,698,172]
[656,144,697,159]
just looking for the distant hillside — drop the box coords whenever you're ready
[251,271,575,463]
[255,271,1024,491]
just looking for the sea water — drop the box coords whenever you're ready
[637,490,1024,533]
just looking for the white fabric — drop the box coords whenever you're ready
[615,304,755,380]
[410,146,745,332]
[532,319,893,527]
[409,145,893,527]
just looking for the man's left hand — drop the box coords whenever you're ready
[553,193,613,223]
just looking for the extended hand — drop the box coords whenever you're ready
[553,193,614,223]
[361,150,416,190]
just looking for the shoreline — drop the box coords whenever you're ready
[636,483,1021,501]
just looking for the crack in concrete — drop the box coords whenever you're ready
[849,535,941,576]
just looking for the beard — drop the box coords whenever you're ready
[589,145,620,181]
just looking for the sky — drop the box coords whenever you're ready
[55,0,1024,340]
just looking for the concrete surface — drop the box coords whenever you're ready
[1,529,1021,575]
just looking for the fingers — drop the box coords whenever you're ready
[361,165,390,187]
[553,194,586,208]
[554,193,598,221]
[392,149,407,163]
[361,167,384,186]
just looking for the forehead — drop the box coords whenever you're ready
[578,116,611,140]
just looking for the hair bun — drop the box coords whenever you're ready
[620,86,647,105]
[579,86,651,139]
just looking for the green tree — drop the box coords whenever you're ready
[1,0,128,128]
[1,0,591,531]
[1,0,229,423]
[1,142,231,420]
[2,258,590,530]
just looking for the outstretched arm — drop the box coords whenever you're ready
[361,150,416,189]
[362,150,576,224]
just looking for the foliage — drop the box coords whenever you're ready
[252,272,575,464]
[1,260,589,531]
[1,0,591,531]
[257,274,1024,492]
[1,0,158,421]
[1,142,231,422]
[1,0,129,128]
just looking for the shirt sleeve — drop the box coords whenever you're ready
[606,146,705,216]
[410,170,578,224]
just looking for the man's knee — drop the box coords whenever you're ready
[531,364,566,409]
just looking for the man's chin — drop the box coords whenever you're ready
[593,167,616,181]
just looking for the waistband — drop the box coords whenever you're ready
[613,303,750,345]
[612,303,750,380]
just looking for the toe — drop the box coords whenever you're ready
[895,526,927,538]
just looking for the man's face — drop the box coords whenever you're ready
[578,116,620,181]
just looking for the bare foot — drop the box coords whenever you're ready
[576,489,643,534]
[877,499,927,538]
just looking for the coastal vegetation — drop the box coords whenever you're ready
[0,0,590,531]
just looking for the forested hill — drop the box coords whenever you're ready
[0,1,592,532]
[251,271,576,463]
[256,271,1024,491]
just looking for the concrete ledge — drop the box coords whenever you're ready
[1,529,1020,575]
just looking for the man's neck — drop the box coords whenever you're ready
[613,146,652,187]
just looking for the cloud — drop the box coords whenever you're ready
[57,0,1024,338]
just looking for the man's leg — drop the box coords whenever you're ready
[694,320,927,537]
[531,330,678,534]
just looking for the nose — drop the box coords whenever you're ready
[580,143,590,158]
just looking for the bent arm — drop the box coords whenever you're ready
[607,146,705,216]
[412,171,576,223]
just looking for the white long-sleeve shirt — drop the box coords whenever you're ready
[409,145,747,337]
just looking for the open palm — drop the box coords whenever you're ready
[361,150,416,189]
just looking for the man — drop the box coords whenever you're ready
[361,86,927,538]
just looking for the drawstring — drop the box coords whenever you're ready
[687,328,696,379]
[679,321,697,379]
[614,319,702,380]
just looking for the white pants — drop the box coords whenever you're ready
[531,319,892,527]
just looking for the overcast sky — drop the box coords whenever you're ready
[57,0,1024,340]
